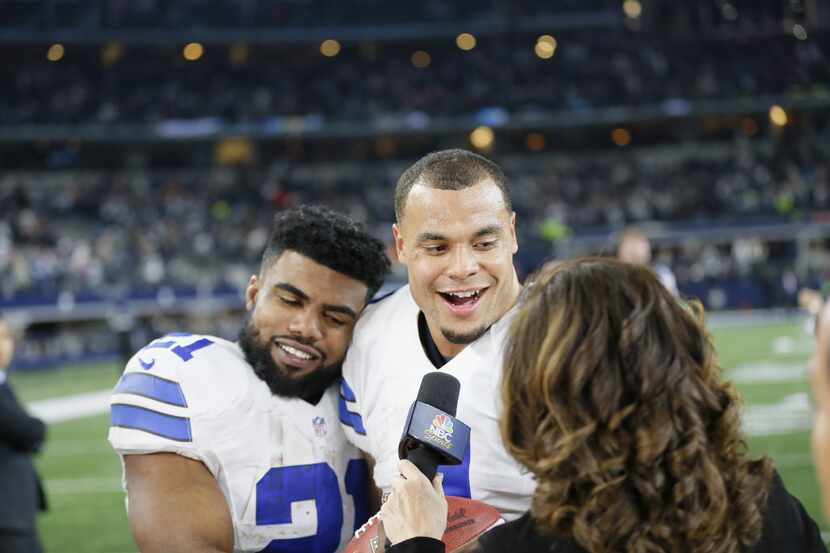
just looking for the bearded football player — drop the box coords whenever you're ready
[108,205,389,553]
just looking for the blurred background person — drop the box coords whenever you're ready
[616,226,678,295]
[811,300,830,520]
[382,258,825,552]
[0,318,47,553]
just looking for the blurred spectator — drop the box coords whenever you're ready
[616,227,678,295]
[812,301,830,520]
[0,318,47,553]
[0,31,826,125]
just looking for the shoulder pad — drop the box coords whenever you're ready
[116,333,251,418]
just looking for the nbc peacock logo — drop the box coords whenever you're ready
[432,414,454,434]
[424,413,454,449]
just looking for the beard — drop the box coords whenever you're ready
[237,316,342,402]
[440,324,490,345]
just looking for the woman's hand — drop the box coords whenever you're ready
[380,460,448,544]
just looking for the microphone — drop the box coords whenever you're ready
[345,372,502,553]
[398,372,471,481]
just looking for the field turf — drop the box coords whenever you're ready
[10,315,827,552]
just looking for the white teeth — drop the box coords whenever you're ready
[280,344,314,360]
[448,290,479,298]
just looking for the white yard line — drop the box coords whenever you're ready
[727,362,807,384]
[45,477,123,495]
[27,389,112,424]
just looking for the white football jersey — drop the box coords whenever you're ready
[108,333,369,553]
[339,286,536,521]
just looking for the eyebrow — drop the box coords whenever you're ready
[473,225,504,239]
[415,225,504,244]
[274,282,358,320]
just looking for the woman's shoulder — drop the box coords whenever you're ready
[478,512,584,553]
[753,470,826,552]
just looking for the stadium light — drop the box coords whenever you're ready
[456,33,476,51]
[183,42,204,61]
[47,43,65,62]
[101,42,123,66]
[526,133,546,152]
[769,105,788,127]
[535,35,557,59]
[411,50,431,68]
[622,0,642,19]
[230,44,249,65]
[321,39,341,57]
[612,128,632,146]
[741,118,759,137]
[470,126,494,151]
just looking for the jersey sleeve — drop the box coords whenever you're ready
[338,337,370,452]
[107,334,247,477]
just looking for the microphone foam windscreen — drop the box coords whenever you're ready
[416,372,460,416]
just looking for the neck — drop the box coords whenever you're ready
[433,334,467,359]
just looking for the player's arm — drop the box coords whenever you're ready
[365,452,384,513]
[124,452,234,553]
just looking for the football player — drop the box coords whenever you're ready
[108,206,390,553]
[339,150,535,521]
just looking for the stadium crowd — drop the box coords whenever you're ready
[1,31,827,125]
[4,0,806,29]
[1,137,828,307]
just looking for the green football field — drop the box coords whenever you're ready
[10,315,828,552]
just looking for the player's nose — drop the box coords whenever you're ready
[446,244,479,280]
[287,309,323,341]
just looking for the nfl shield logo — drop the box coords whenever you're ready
[312,416,327,437]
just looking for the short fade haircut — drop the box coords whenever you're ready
[394,149,512,222]
[261,205,390,302]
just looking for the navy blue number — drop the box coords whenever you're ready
[345,459,370,532]
[141,334,214,363]
[440,445,471,498]
[255,461,368,553]
[170,338,214,361]
[256,464,342,553]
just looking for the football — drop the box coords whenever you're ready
[345,495,504,553]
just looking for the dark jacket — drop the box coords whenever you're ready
[390,471,826,553]
[0,380,47,531]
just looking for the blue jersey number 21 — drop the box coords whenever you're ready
[255,459,368,553]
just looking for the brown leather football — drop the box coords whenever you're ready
[344,495,504,553]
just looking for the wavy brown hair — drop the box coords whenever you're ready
[502,257,773,553]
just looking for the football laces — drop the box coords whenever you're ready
[354,512,383,538]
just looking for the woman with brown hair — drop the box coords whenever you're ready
[383,257,825,553]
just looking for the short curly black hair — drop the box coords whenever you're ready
[260,205,390,302]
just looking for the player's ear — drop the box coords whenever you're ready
[392,223,406,264]
[245,275,259,311]
[509,211,518,254]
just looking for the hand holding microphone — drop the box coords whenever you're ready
[398,371,469,481]
[346,372,503,553]
[381,460,447,543]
